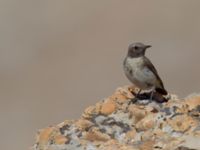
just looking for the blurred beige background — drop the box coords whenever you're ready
[1,0,200,150]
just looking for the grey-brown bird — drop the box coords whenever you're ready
[123,42,167,99]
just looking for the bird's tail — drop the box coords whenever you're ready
[155,88,168,95]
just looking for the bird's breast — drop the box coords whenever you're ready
[123,57,156,89]
[124,57,144,81]
[124,57,144,73]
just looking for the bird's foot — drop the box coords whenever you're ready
[128,92,168,105]
[148,92,168,103]
[128,97,138,105]
[128,93,149,105]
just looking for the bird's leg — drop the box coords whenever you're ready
[150,90,154,101]
[129,89,142,104]
[136,89,142,98]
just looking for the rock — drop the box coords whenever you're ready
[31,86,200,150]
[139,140,155,150]
[83,127,111,142]
[100,99,116,115]
[37,127,54,146]
[135,113,156,131]
[167,114,198,133]
[185,94,200,110]
[75,118,94,131]
[175,146,198,150]
[54,135,69,145]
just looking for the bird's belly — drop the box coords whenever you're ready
[124,59,156,90]
[133,68,156,89]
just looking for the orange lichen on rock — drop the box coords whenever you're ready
[136,114,156,131]
[125,128,137,139]
[168,114,198,132]
[109,86,135,103]
[185,94,200,110]
[128,104,148,123]
[75,118,93,130]
[139,140,155,150]
[38,127,54,145]
[82,105,97,119]
[100,99,116,115]
[98,139,139,150]
[54,135,68,145]
[83,128,110,142]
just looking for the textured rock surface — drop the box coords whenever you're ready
[31,86,200,150]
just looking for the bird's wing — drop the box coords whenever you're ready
[143,56,165,90]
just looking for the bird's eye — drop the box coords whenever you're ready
[134,46,139,50]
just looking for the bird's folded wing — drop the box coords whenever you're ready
[143,57,165,89]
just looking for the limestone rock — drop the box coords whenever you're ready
[31,86,200,150]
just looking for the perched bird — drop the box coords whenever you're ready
[123,42,167,99]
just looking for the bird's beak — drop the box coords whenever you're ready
[145,45,152,49]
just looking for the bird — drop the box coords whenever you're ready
[123,42,167,100]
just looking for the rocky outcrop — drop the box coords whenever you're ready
[31,86,200,150]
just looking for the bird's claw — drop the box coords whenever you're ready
[128,92,168,105]
[128,97,138,105]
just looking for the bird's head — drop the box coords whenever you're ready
[127,42,151,58]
